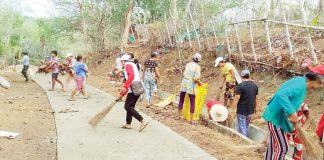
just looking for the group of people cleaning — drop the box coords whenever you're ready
[113,51,324,160]
[19,50,89,101]
[21,49,324,159]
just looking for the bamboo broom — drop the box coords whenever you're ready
[89,101,118,127]
[296,125,323,160]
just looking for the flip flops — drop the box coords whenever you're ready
[139,121,149,132]
[121,125,132,129]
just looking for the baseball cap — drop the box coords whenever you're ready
[121,54,131,61]
[241,69,250,77]
[214,57,224,67]
[308,64,324,76]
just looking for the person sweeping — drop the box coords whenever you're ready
[262,72,323,160]
[286,102,309,160]
[46,50,65,92]
[316,112,324,159]
[68,55,88,101]
[116,54,148,132]
[177,53,202,124]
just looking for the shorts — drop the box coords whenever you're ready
[76,77,85,91]
[52,73,59,79]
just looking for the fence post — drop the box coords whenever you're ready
[283,12,294,58]
[188,9,201,49]
[211,23,219,45]
[234,24,244,60]
[248,21,257,62]
[300,0,318,64]
[264,21,272,54]
[225,28,232,63]
[184,19,192,48]
[164,15,173,47]
[201,4,211,51]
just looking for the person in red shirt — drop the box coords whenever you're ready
[316,113,324,159]
[116,54,148,132]
[287,102,309,160]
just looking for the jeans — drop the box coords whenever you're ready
[124,93,143,124]
[237,114,251,137]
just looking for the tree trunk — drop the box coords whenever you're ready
[171,0,178,21]
[184,0,192,17]
[320,0,324,13]
[120,0,134,52]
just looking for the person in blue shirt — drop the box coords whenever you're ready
[263,72,323,160]
[68,55,88,101]
[21,52,29,82]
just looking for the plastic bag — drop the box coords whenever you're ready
[0,77,10,89]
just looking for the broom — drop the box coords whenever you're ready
[296,125,323,160]
[89,101,118,127]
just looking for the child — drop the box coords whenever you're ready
[69,55,88,101]
[47,50,65,91]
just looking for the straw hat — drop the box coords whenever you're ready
[209,104,229,122]
[214,57,224,67]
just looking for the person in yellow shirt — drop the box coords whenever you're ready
[214,57,241,107]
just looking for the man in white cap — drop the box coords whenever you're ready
[214,57,241,107]
[116,54,148,132]
[233,69,258,137]
[177,53,202,124]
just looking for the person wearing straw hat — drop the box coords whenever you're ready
[177,53,202,124]
[116,54,148,132]
[262,71,324,160]
[209,103,229,122]
[233,69,258,137]
[214,57,242,107]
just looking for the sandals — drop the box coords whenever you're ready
[121,125,132,129]
[68,98,75,101]
[139,121,149,132]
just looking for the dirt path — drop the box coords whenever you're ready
[87,75,263,160]
[0,70,56,160]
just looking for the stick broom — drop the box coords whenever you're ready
[89,101,118,127]
[296,125,323,160]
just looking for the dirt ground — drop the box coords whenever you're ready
[87,72,264,160]
[0,70,56,160]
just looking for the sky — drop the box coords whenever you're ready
[21,0,54,18]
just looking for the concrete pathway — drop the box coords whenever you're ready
[29,66,215,160]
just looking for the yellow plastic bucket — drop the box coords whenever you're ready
[182,83,208,121]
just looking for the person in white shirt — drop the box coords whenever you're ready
[21,52,30,82]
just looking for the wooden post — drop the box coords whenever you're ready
[169,11,182,61]
[225,28,232,63]
[184,19,192,48]
[248,21,257,62]
[264,21,272,54]
[211,23,219,45]
[188,9,201,49]
[234,24,244,60]
[283,12,294,58]
[164,15,173,47]
[201,4,211,51]
[300,0,318,64]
